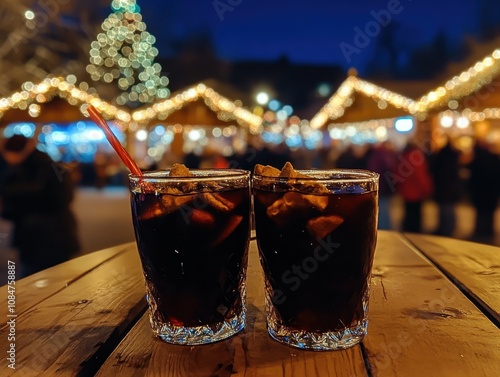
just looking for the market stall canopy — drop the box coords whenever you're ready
[0,97,85,125]
[459,76,500,108]
[132,81,263,133]
[415,48,500,114]
[310,72,417,129]
[371,80,434,103]
[0,77,130,128]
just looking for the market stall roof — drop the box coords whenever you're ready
[455,76,500,122]
[0,77,130,127]
[370,79,434,101]
[438,36,500,82]
[132,81,263,133]
[415,48,500,113]
[0,97,84,125]
[310,72,416,129]
[199,79,253,106]
[458,76,500,108]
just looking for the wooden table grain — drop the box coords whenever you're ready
[1,231,499,377]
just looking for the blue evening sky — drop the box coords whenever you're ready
[132,0,481,71]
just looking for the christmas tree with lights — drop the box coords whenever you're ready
[86,0,169,107]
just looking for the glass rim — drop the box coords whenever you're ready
[129,168,250,182]
[253,169,379,183]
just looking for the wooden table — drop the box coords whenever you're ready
[1,231,499,376]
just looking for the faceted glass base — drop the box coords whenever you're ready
[143,259,248,345]
[150,309,246,345]
[267,316,368,351]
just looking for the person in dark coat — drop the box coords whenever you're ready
[429,140,462,237]
[367,140,398,230]
[0,134,80,277]
[182,150,202,169]
[336,145,367,169]
[468,140,500,244]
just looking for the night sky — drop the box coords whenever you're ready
[135,0,484,72]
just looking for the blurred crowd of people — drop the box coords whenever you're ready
[331,137,500,245]
[174,136,500,245]
[1,132,499,278]
[65,134,500,245]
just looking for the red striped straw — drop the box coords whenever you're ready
[87,105,143,177]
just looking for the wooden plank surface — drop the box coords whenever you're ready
[364,231,500,377]
[0,246,148,376]
[403,233,500,324]
[4,232,500,376]
[95,242,369,377]
[0,243,133,318]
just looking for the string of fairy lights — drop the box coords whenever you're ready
[415,49,500,113]
[132,83,263,133]
[0,77,130,125]
[1,48,500,140]
[0,77,262,133]
[309,48,500,131]
[309,74,417,129]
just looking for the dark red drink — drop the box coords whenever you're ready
[252,169,379,350]
[129,169,250,345]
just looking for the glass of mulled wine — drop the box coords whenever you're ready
[129,169,251,345]
[252,169,379,350]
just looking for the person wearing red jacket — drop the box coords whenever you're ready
[393,141,434,233]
